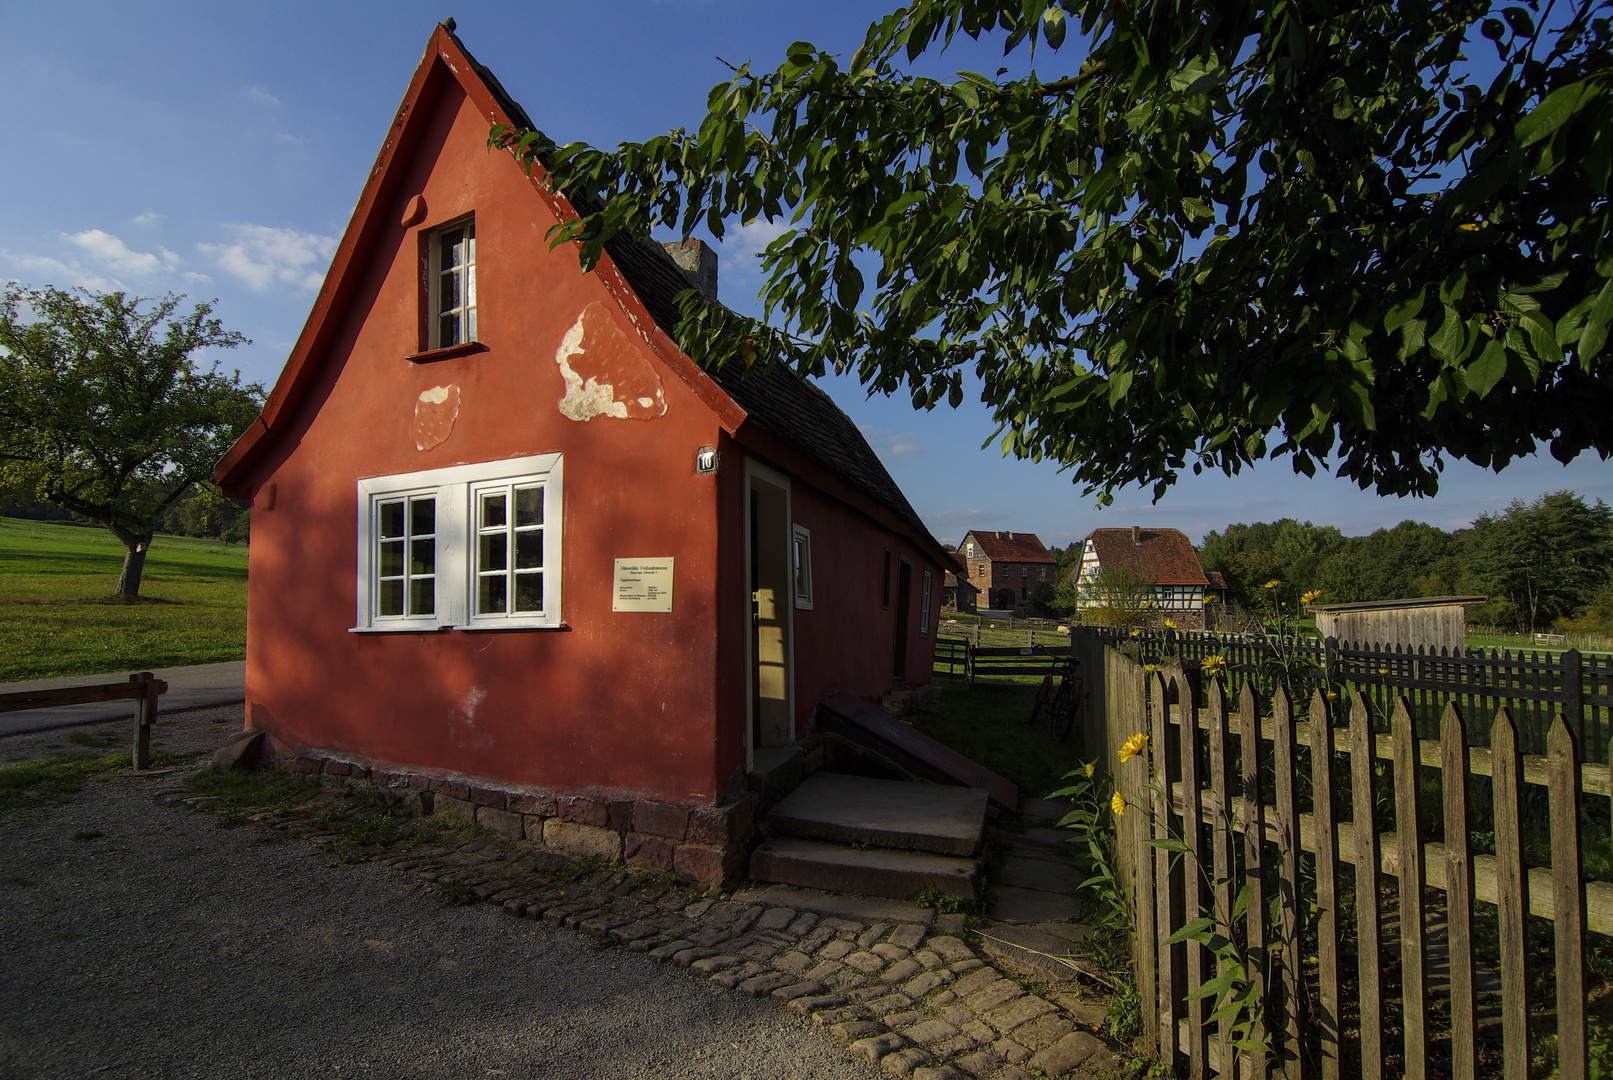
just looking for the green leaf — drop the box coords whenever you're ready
[1041,5,1067,49]
[1107,369,1134,407]
[953,80,980,110]
[1146,837,1190,854]
[1579,278,1613,363]
[1516,82,1593,148]
[1466,338,1509,397]
[1429,306,1465,363]
[1164,917,1215,945]
[1383,292,1425,334]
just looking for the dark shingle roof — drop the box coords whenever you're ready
[452,29,941,555]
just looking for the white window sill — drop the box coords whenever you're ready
[349,624,452,634]
[349,623,569,633]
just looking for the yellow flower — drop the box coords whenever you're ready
[1084,762,1096,778]
[1263,579,1282,590]
[1201,655,1226,674]
[1163,618,1178,630]
[1301,589,1322,604]
[1129,628,1142,638]
[1326,690,1339,700]
[1142,663,1160,673]
[1458,221,1482,231]
[1111,792,1126,816]
[1377,667,1389,675]
[1118,732,1149,763]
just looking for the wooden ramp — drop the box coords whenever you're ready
[814,692,1018,812]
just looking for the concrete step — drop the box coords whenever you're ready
[749,836,979,901]
[768,773,988,857]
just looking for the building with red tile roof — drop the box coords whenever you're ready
[1073,526,1212,628]
[958,531,1056,610]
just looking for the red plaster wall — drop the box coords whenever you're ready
[241,77,729,804]
[786,478,940,729]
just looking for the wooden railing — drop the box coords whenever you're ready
[0,672,168,769]
[1114,654,1600,1079]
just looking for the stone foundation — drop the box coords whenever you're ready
[274,749,758,888]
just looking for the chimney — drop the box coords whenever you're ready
[1132,525,1141,546]
[662,238,718,300]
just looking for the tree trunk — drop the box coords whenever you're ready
[115,539,151,598]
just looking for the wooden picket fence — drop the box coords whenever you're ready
[1111,653,1605,1079]
[1097,626,1613,763]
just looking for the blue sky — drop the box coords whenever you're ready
[2,0,1605,548]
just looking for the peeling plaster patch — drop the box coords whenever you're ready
[554,302,666,422]
[459,686,487,721]
[413,384,460,450]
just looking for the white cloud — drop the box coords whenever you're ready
[1,250,120,292]
[131,211,165,226]
[65,229,178,276]
[712,217,790,289]
[198,224,336,292]
[859,423,925,458]
[243,85,279,106]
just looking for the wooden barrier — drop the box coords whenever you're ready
[0,673,168,769]
[963,643,1071,686]
[933,636,969,680]
[1121,662,1597,1078]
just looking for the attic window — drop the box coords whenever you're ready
[431,218,477,349]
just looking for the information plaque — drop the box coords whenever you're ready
[612,558,674,612]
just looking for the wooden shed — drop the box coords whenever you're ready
[1307,595,1487,651]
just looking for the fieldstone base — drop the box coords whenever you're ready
[272,748,758,888]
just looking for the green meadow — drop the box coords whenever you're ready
[0,517,247,682]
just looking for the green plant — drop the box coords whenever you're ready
[912,886,973,916]
[567,855,605,882]
[184,766,319,811]
[437,881,473,907]
[1070,729,1276,1063]
[1048,762,1129,930]
[0,751,188,813]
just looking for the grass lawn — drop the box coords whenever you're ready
[0,517,248,682]
[915,671,1092,803]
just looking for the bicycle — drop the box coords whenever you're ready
[1029,653,1082,742]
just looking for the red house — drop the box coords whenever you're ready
[214,25,959,885]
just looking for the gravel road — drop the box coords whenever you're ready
[0,709,882,1080]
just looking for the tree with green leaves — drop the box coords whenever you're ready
[1073,563,1158,625]
[1464,489,1613,632]
[496,0,1611,502]
[0,285,262,597]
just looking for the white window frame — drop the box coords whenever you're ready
[355,452,562,632]
[429,216,477,350]
[792,523,813,610]
[920,568,933,637]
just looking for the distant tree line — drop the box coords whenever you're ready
[1,485,249,545]
[1198,491,1613,636]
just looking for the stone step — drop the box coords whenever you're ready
[749,836,979,901]
[815,692,1017,811]
[768,773,988,857]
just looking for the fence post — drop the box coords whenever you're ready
[1562,649,1584,761]
[130,671,153,771]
